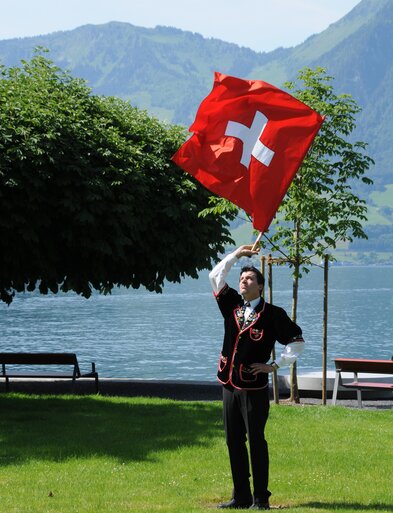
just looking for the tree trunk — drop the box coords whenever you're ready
[267,255,279,404]
[289,263,300,403]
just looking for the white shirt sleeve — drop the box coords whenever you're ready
[209,250,239,293]
[275,339,305,368]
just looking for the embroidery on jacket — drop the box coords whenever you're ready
[250,328,264,341]
[235,305,246,328]
[242,310,258,331]
[235,306,259,331]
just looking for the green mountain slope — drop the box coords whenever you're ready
[307,0,393,188]
[246,0,393,188]
[0,0,393,254]
[0,22,282,125]
[0,0,391,192]
[246,0,381,85]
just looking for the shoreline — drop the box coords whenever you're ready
[1,377,391,409]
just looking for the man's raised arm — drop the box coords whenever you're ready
[209,245,260,294]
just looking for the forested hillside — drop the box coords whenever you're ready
[0,0,391,187]
[1,0,392,258]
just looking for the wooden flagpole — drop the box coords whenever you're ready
[251,232,263,251]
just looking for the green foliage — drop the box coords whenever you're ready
[0,53,233,304]
[199,196,240,221]
[267,67,374,272]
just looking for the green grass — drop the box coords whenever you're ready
[0,394,392,513]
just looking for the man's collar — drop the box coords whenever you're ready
[246,296,262,310]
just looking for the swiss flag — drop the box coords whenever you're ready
[172,72,324,232]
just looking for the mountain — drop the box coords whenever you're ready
[0,22,285,126]
[0,0,392,189]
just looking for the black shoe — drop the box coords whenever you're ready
[218,498,253,509]
[249,500,270,510]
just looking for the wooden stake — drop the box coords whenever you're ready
[267,255,279,404]
[322,254,329,405]
[260,256,265,300]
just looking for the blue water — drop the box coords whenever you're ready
[1,266,392,380]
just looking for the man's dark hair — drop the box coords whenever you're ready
[240,265,265,287]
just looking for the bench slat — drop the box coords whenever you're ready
[0,353,78,365]
[334,358,393,374]
[343,381,393,390]
[2,372,77,378]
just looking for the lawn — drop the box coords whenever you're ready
[0,394,391,513]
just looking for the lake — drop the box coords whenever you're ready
[1,265,392,380]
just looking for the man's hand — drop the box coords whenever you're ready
[235,245,260,259]
[248,363,275,375]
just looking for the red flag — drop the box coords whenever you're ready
[172,72,324,232]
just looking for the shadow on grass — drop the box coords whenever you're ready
[301,502,393,511]
[0,394,223,465]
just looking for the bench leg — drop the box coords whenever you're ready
[332,371,340,405]
[357,389,362,408]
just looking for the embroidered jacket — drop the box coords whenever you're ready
[215,284,302,390]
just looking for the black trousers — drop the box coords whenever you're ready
[222,385,271,502]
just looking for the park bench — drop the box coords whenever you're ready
[332,358,393,407]
[0,352,99,393]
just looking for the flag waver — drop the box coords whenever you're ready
[172,72,324,232]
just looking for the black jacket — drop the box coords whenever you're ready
[215,284,302,390]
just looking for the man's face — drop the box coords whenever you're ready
[239,271,263,301]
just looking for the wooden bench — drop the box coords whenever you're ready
[0,353,99,393]
[332,358,393,407]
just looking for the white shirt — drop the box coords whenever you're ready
[244,296,260,321]
[209,250,305,369]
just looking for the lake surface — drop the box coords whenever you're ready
[1,265,392,380]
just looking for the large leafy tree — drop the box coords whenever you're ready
[0,53,233,304]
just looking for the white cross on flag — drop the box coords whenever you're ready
[172,72,324,232]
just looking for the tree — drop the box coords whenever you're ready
[202,67,374,402]
[263,67,374,401]
[0,52,234,305]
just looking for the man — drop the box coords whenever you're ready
[209,245,305,510]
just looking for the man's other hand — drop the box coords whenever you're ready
[249,363,274,375]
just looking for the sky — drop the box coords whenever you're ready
[0,0,361,53]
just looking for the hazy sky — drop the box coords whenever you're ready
[0,0,361,52]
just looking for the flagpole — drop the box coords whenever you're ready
[251,232,263,251]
